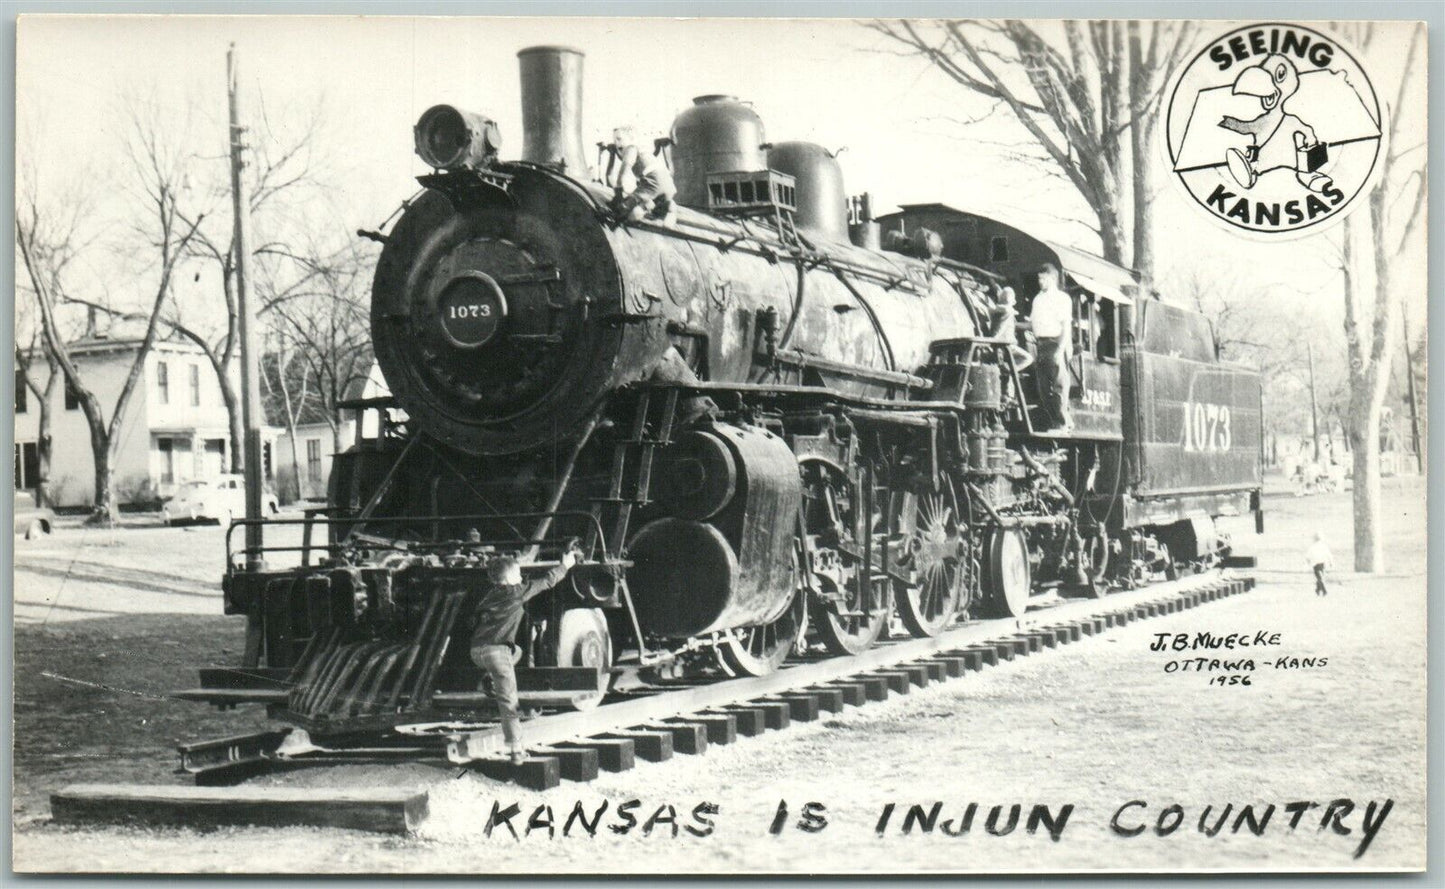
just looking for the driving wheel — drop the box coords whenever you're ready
[977,526,1032,618]
[892,485,964,638]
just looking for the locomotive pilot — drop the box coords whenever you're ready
[470,540,583,763]
[1028,262,1074,432]
[608,126,678,224]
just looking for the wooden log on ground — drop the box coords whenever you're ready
[50,784,429,834]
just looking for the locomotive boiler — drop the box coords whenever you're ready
[194,45,1263,734]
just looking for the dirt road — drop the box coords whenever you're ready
[11,478,1427,873]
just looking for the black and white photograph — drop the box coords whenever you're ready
[8,10,1433,874]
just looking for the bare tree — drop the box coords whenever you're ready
[263,237,374,458]
[124,88,325,479]
[16,108,204,524]
[260,328,316,502]
[868,19,1193,278]
[13,309,61,507]
[13,156,92,510]
[1333,23,1426,572]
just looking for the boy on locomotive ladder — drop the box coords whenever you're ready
[607,125,678,224]
[470,539,583,763]
[1028,262,1074,432]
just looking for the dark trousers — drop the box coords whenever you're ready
[1313,563,1328,596]
[1035,336,1071,429]
[471,642,521,747]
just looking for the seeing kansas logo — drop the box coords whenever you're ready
[1165,23,1382,237]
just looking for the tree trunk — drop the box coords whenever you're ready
[1129,129,1153,281]
[87,427,116,525]
[1348,393,1383,571]
[219,369,244,474]
[35,412,53,509]
[1097,203,1127,267]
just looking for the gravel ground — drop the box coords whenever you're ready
[11,477,1427,873]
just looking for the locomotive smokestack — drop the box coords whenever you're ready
[517,45,588,176]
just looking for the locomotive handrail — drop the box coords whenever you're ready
[223,510,613,575]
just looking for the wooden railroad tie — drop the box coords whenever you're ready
[471,756,562,791]
[873,670,912,694]
[669,713,737,745]
[716,705,768,737]
[642,721,709,755]
[555,737,635,773]
[807,686,847,714]
[600,729,673,762]
[532,745,600,782]
[824,681,868,707]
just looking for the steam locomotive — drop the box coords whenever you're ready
[196,46,1263,729]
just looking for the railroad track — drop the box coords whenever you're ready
[176,571,1255,791]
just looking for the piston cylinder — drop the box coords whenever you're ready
[629,424,800,637]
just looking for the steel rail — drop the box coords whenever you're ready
[439,570,1248,762]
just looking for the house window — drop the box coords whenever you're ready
[14,442,39,490]
[156,361,169,404]
[306,439,322,483]
[15,370,27,413]
[990,236,1010,262]
[158,437,175,485]
[189,364,201,406]
[64,377,80,411]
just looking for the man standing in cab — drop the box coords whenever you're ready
[1028,262,1075,432]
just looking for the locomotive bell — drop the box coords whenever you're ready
[414,104,501,170]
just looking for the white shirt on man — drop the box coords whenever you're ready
[1031,285,1073,342]
[1306,539,1333,568]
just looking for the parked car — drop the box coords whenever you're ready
[161,475,280,526]
[14,491,56,539]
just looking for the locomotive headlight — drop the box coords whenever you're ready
[414,104,502,170]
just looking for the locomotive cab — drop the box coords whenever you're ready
[875,204,1129,440]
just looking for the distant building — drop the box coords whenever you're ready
[13,337,280,508]
[269,363,391,502]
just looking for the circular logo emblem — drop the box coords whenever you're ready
[437,272,507,348]
[1165,23,1382,237]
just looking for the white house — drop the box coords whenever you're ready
[14,336,280,508]
[270,362,392,502]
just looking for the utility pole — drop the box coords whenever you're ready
[1403,311,1423,474]
[1306,341,1320,461]
[229,44,265,569]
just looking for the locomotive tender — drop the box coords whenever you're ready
[198,46,1263,729]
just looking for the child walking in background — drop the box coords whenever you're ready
[1306,531,1334,596]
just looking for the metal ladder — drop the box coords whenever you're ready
[588,387,680,556]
